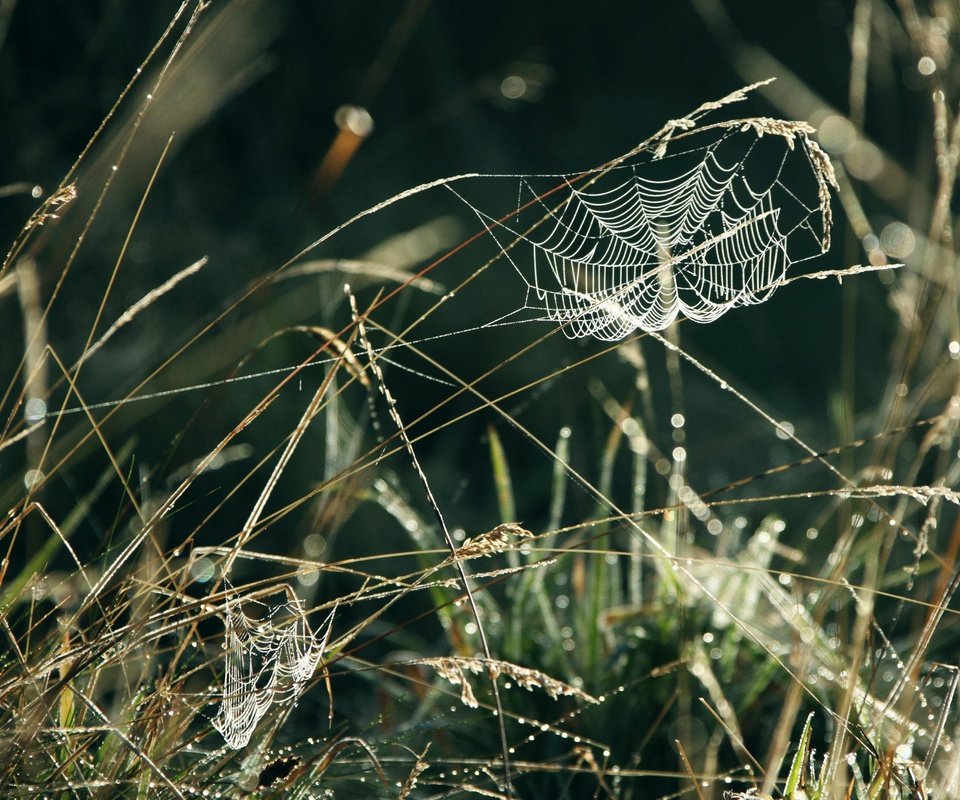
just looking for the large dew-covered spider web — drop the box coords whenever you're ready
[446,114,836,341]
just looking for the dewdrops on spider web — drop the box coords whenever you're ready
[212,592,334,749]
[446,87,839,341]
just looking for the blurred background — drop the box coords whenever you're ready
[2,1,957,796]
[0,0,917,510]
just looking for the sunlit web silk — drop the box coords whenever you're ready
[212,595,325,749]
[452,128,831,340]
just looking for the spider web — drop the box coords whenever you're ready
[212,593,330,749]
[448,120,836,341]
[39,91,849,421]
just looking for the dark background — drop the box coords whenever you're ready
[1,2,950,794]
[1,0,927,569]
[0,0,929,580]
[0,4,896,427]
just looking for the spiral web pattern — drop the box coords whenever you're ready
[212,595,327,749]
[453,126,833,341]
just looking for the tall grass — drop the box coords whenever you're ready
[1,2,958,798]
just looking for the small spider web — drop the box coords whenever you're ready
[212,592,332,749]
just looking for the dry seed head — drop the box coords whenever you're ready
[417,656,599,708]
[457,522,533,559]
[25,182,78,230]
